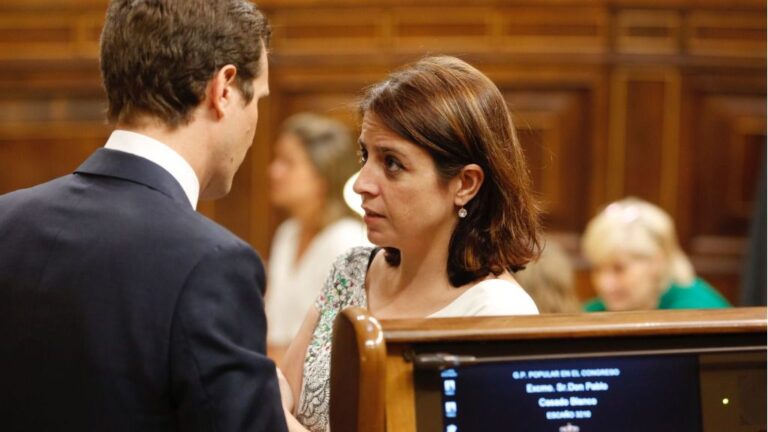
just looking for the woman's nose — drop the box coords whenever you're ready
[596,271,619,293]
[352,166,377,196]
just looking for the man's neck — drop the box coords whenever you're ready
[116,120,209,192]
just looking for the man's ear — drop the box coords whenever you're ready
[208,65,238,119]
[453,163,484,207]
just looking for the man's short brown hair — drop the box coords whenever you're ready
[100,0,271,128]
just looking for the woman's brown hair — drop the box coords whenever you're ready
[360,56,541,286]
[280,113,359,227]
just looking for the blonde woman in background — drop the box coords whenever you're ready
[582,197,730,311]
[515,240,580,313]
[266,113,368,348]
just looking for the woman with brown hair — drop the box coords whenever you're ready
[278,56,542,431]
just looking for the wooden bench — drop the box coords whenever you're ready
[330,307,767,432]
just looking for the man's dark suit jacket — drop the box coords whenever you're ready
[0,148,288,431]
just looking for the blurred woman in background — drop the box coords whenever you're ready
[266,113,368,348]
[581,197,730,311]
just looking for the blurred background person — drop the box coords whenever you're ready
[266,113,368,351]
[581,197,730,312]
[515,239,580,313]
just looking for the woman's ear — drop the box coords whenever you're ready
[453,163,484,207]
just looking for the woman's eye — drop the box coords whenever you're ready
[358,148,368,165]
[385,155,403,173]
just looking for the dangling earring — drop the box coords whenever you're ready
[458,207,468,218]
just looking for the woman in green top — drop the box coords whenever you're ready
[581,197,730,312]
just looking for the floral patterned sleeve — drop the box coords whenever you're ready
[312,263,335,313]
[298,246,373,432]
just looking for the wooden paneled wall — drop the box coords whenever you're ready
[0,0,764,304]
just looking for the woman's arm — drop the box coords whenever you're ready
[278,307,320,431]
[283,408,312,432]
[279,306,320,414]
[276,369,313,431]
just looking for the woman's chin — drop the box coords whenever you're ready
[366,232,392,249]
[367,234,385,246]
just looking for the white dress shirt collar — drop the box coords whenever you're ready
[104,130,200,209]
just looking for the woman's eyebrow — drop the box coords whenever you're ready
[359,137,408,158]
[379,144,406,156]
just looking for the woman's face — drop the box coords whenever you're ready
[353,112,458,250]
[267,132,325,213]
[591,250,665,311]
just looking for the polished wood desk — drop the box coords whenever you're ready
[329,307,767,432]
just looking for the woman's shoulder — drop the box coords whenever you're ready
[431,278,539,318]
[329,246,377,273]
[662,277,731,309]
[314,246,376,313]
[472,278,540,314]
[272,218,299,241]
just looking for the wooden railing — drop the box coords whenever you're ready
[330,307,767,432]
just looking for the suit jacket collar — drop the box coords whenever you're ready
[75,148,191,208]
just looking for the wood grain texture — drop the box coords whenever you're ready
[330,307,387,432]
[329,306,765,431]
[380,307,767,343]
[0,0,764,305]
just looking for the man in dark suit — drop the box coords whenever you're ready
[0,1,287,430]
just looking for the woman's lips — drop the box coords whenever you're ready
[362,206,383,216]
[362,207,384,223]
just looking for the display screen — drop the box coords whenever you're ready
[438,354,702,432]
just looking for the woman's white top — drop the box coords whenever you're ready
[428,277,539,317]
[295,247,539,431]
[266,217,369,345]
